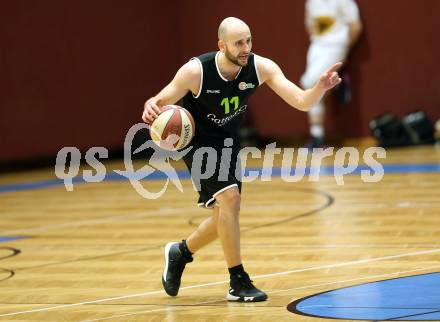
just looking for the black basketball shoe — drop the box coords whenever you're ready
[227,272,268,302]
[162,242,193,296]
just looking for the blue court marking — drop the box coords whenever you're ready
[288,272,440,321]
[0,163,439,194]
[0,236,28,243]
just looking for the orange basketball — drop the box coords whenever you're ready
[149,105,195,151]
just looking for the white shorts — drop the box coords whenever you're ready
[300,42,349,89]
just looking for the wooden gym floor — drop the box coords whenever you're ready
[0,145,439,321]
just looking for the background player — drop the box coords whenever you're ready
[301,0,362,148]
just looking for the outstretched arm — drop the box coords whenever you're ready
[256,55,342,111]
[142,59,201,124]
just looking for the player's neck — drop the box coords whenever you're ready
[217,52,241,81]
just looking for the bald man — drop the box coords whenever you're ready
[143,17,342,302]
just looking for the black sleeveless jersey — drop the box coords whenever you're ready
[182,51,261,139]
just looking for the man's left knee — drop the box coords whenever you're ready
[215,187,241,212]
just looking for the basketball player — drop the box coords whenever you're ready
[301,0,362,148]
[142,17,342,302]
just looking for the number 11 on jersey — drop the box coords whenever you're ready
[220,96,239,114]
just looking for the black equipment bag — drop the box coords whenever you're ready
[370,111,435,147]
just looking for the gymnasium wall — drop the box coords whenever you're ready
[1,0,439,161]
[0,1,181,161]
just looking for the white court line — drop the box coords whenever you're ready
[250,248,440,280]
[82,298,228,322]
[269,264,440,296]
[82,265,440,322]
[1,247,440,318]
[242,243,440,249]
[335,202,440,209]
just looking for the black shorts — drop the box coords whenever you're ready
[183,136,242,209]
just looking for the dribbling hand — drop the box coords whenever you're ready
[142,99,162,124]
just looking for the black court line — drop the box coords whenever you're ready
[188,187,334,232]
[288,305,440,322]
[0,247,20,283]
[386,310,440,321]
[243,188,334,232]
[0,268,15,282]
[288,272,440,321]
[0,247,21,260]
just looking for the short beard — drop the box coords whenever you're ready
[225,48,248,67]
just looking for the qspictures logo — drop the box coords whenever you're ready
[55,123,387,199]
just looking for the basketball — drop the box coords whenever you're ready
[149,105,195,151]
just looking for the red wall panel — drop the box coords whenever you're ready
[0,1,180,160]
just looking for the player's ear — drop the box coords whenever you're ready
[218,39,225,53]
